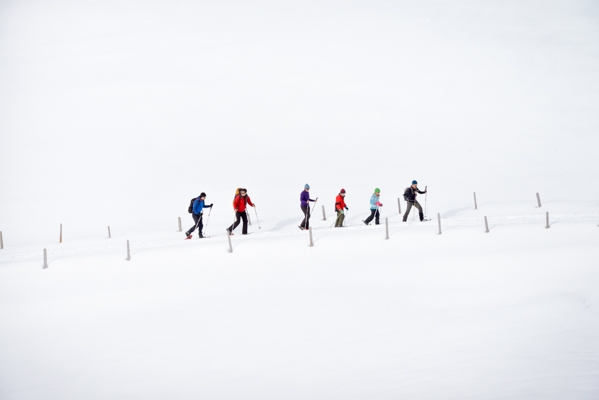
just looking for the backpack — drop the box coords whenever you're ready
[403,187,410,202]
[232,188,242,206]
[188,197,197,213]
[232,188,247,208]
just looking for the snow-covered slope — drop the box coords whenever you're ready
[1,1,598,399]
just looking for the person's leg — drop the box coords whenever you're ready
[305,206,311,229]
[197,214,204,237]
[187,214,200,235]
[375,210,380,225]
[403,202,413,222]
[241,212,249,234]
[414,201,424,221]
[335,210,343,227]
[300,206,309,229]
[228,212,241,233]
[364,209,376,224]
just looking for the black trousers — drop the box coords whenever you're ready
[403,201,423,221]
[187,213,203,235]
[300,205,311,229]
[364,209,380,225]
[228,211,249,234]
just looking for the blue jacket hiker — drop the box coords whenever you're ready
[186,192,213,239]
[299,184,317,230]
[363,188,382,225]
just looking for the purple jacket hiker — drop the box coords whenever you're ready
[299,184,316,230]
[300,190,315,207]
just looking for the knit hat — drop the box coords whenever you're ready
[412,180,418,185]
[304,184,310,189]
[200,192,206,197]
[340,188,346,194]
[374,188,380,193]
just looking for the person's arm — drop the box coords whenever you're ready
[246,196,254,207]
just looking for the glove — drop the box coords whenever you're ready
[209,203,213,208]
[339,209,344,214]
[345,206,348,211]
[375,201,381,207]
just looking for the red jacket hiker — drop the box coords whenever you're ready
[335,194,346,211]
[233,194,254,213]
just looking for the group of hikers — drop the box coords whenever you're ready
[185,181,427,239]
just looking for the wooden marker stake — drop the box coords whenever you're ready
[126,240,131,261]
[536,192,542,208]
[43,248,48,269]
[546,212,550,229]
[309,227,314,247]
[178,217,182,232]
[227,231,233,253]
[108,226,111,239]
[397,198,402,214]
[385,217,389,240]
[484,216,489,233]
[437,213,442,235]
[322,205,327,221]
[0,231,3,250]
[60,223,63,243]
[474,192,478,210]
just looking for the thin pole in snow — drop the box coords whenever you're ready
[536,192,542,208]
[227,230,233,253]
[108,226,111,239]
[43,248,48,269]
[322,205,327,221]
[484,216,489,233]
[309,227,314,247]
[0,231,3,249]
[474,192,478,210]
[437,213,442,235]
[178,217,182,232]
[60,223,62,243]
[546,212,550,229]
[397,198,402,214]
[126,240,131,261]
[385,217,389,240]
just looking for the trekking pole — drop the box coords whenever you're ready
[228,211,237,235]
[254,205,261,229]
[424,186,428,220]
[330,207,339,228]
[203,206,213,237]
[310,197,319,215]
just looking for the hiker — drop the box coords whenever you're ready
[363,188,382,225]
[185,192,213,239]
[403,180,427,222]
[299,184,317,230]
[334,189,348,227]
[227,188,255,235]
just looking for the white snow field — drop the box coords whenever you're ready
[1,1,599,399]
